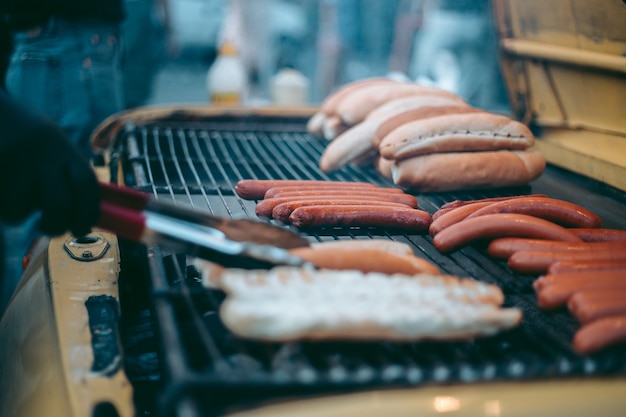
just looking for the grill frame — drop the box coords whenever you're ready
[104,109,626,417]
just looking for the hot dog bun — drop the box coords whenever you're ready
[391,150,546,192]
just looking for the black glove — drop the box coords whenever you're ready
[0,91,100,237]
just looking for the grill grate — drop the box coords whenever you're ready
[110,114,626,417]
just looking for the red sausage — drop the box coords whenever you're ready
[264,185,405,199]
[486,238,626,260]
[235,179,376,200]
[508,249,626,275]
[272,199,413,223]
[548,259,626,275]
[270,190,418,207]
[536,279,626,311]
[533,269,626,293]
[288,205,432,231]
[429,201,495,236]
[465,197,602,228]
[570,228,626,242]
[438,194,548,211]
[573,315,626,355]
[432,213,582,254]
[568,290,626,324]
[255,195,407,218]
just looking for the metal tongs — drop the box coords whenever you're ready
[96,182,310,269]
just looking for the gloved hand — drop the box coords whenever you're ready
[0,91,100,237]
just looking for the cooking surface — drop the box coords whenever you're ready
[110,113,626,416]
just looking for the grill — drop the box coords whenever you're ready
[105,111,626,417]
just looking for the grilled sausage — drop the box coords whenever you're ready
[533,269,626,293]
[336,83,459,125]
[289,246,441,275]
[465,197,602,229]
[235,179,376,200]
[288,205,432,231]
[486,238,626,260]
[548,259,626,275]
[264,185,404,199]
[572,315,626,355]
[272,199,414,223]
[432,213,582,254]
[535,272,626,310]
[568,290,626,324]
[508,249,626,275]
[255,195,408,218]
[438,194,548,212]
[311,239,414,257]
[270,190,418,207]
[570,228,626,242]
[429,201,495,236]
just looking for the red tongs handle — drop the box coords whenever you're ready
[97,182,151,242]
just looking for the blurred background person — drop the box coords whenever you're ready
[406,0,510,112]
[0,0,124,308]
[122,0,171,109]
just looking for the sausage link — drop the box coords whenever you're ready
[271,190,418,208]
[264,185,404,199]
[255,195,405,218]
[438,194,548,211]
[432,213,582,254]
[465,197,602,228]
[508,249,626,275]
[570,228,626,242]
[289,246,441,275]
[548,259,626,275]
[486,238,626,260]
[573,315,626,355]
[289,205,432,231]
[533,269,626,293]
[235,179,376,200]
[568,290,626,324]
[535,273,626,310]
[272,199,413,223]
[429,201,497,236]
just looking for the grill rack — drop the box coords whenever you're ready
[109,113,626,417]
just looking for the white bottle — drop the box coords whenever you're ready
[206,40,247,105]
[271,68,309,105]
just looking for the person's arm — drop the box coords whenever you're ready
[0,90,100,237]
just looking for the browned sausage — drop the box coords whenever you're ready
[486,238,626,260]
[270,190,418,207]
[432,213,582,254]
[570,228,626,242]
[533,269,626,293]
[272,199,413,223]
[264,185,404,199]
[508,249,626,275]
[572,315,626,355]
[255,195,407,218]
[548,259,626,275]
[465,197,602,228]
[429,201,497,236]
[235,179,376,200]
[289,246,441,275]
[438,194,548,211]
[535,272,626,310]
[288,205,432,231]
[568,290,626,324]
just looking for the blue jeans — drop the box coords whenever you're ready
[6,17,124,158]
[1,17,124,314]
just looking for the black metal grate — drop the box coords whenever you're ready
[110,114,626,417]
